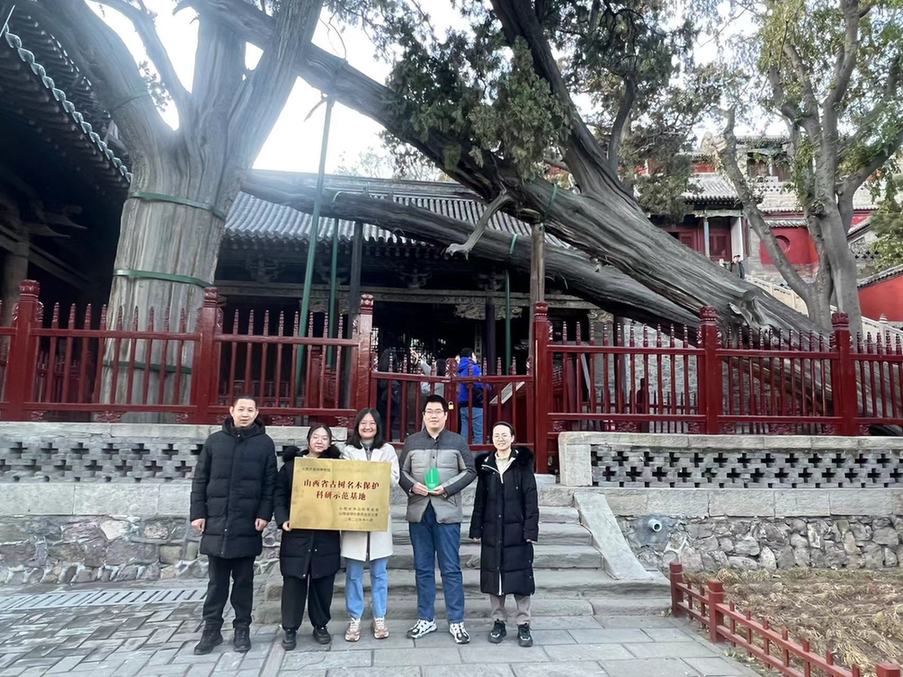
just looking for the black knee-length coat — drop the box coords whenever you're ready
[468,448,539,596]
[274,445,342,580]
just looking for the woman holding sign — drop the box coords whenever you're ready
[274,425,342,650]
[340,408,400,642]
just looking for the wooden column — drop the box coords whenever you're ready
[528,223,546,357]
[1,234,29,324]
[484,299,496,374]
[343,221,364,407]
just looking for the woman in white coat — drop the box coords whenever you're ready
[341,408,400,642]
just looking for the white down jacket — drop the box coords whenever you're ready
[339,442,400,561]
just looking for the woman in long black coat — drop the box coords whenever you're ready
[469,421,539,647]
[274,424,342,650]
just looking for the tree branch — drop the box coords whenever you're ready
[488,0,635,202]
[95,0,191,115]
[717,109,813,302]
[607,77,636,176]
[35,1,171,153]
[240,173,698,327]
[444,190,513,259]
[226,1,321,171]
[824,0,862,114]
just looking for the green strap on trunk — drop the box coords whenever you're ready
[114,269,211,288]
[129,191,227,220]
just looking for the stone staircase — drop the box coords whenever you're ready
[260,485,670,623]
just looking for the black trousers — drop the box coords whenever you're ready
[281,573,335,630]
[202,555,255,629]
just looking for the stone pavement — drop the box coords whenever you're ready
[0,584,760,677]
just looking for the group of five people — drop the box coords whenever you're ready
[189,393,539,655]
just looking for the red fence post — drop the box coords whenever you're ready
[3,280,41,420]
[190,288,219,424]
[669,562,685,617]
[353,294,374,412]
[532,302,552,473]
[876,665,901,677]
[699,307,722,434]
[707,580,725,643]
[831,312,858,436]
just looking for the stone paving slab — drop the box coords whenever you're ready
[0,591,760,677]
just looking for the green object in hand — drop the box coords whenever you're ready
[425,466,440,491]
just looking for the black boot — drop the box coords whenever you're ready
[488,620,506,644]
[517,623,533,647]
[282,628,297,651]
[193,627,223,655]
[233,626,251,653]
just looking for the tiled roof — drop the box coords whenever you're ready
[683,173,877,212]
[858,264,903,288]
[225,172,569,248]
[0,26,130,187]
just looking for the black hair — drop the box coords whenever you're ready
[348,408,386,449]
[422,394,448,413]
[459,347,473,358]
[492,421,516,438]
[231,394,258,408]
[306,423,333,446]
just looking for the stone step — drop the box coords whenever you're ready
[265,567,668,599]
[388,521,592,546]
[388,504,579,524]
[386,543,604,570]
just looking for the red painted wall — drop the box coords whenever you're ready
[860,276,903,322]
[759,227,819,265]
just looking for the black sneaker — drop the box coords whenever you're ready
[193,627,223,655]
[233,626,251,653]
[517,623,533,647]
[281,628,297,651]
[312,625,332,644]
[488,620,506,644]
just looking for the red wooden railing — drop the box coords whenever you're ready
[669,563,901,677]
[535,303,903,458]
[0,281,373,424]
[2,281,902,471]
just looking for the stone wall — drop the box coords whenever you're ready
[601,486,903,571]
[0,423,347,585]
[558,432,903,489]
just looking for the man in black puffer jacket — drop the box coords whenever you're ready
[189,396,277,655]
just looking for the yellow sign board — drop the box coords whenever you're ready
[289,458,391,532]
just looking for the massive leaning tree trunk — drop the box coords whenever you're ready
[196,0,820,336]
[43,1,320,326]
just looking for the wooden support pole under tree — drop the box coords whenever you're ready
[528,222,546,357]
[343,220,364,407]
[485,299,496,374]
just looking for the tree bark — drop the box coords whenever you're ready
[199,0,821,337]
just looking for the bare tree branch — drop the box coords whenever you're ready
[95,0,192,115]
[607,77,636,176]
[445,190,513,259]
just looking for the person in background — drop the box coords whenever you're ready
[190,395,277,655]
[399,395,477,644]
[341,408,400,642]
[730,254,746,279]
[469,422,538,647]
[274,424,342,650]
[457,348,485,444]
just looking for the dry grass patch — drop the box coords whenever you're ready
[683,568,903,676]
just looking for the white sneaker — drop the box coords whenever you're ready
[406,618,437,639]
[449,622,470,644]
[344,618,360,642]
